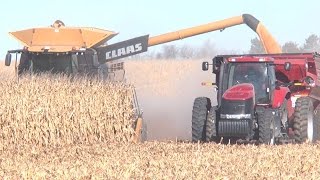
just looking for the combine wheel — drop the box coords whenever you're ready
[293,97,318,143]
[133,117,147,143]
[141,117,148,142]
[192,97,211,142]
[206,106,217,142]
[257,107,276,145]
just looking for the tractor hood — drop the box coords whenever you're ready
[9,20,118,53]
[222,83,255,101]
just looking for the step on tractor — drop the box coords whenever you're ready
[4,14,280,142]
[193,53,320,144]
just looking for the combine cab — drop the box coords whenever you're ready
[193,53,320,144]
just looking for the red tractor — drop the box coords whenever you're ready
[192,53,320,144]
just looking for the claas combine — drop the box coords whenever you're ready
[5,14,283,142]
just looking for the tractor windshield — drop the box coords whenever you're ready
[226,62,269,104]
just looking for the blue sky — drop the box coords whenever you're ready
[1,0,319,57]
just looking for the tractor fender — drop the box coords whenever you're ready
[272,87,290,108]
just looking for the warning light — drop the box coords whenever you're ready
[201,82,215,86]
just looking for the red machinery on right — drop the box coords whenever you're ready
[193,53,320,144]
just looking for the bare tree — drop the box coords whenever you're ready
[195,39,216,58]
[179,44,195,59]
[156,52,163,59]
[282,41,301,53]
[162,45,178,59]
[249,37,265,54]
[301,34,320,52]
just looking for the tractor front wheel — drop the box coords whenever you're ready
[257,107,276,145]
[206,106,217,142]
[192,97,211,142]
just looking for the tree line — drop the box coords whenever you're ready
[132,34,320,59]
[131,39,218,60]
[249,34,320,54]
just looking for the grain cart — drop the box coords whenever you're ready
[4,14,280,142]
[194,53,320,144]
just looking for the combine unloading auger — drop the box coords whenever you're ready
[97,14,282,63]
[5,14,282,143]
[148,14,282,54]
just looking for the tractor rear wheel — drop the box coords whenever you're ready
[206,106,217,142]
[293,97,318,143]
[257,107,275,144]
[192,97,211,142]
[315,106,320,141]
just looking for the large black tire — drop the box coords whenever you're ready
[141,117,148,142]
[315,105,320,142]
[293,97,318,143]
[280,99,289,130]
[206,106,217,142]
[192,97,211,142]
[257,107,275,144]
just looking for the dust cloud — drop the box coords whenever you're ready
[125,59,217,141]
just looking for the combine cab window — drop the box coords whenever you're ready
[18,51,100,76]
[226,63,269,104]
[31,54,72,74]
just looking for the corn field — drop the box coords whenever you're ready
[0,62,319,179]
[1,142,320,179]
[0,73,137,148]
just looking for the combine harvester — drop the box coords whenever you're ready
[5,14,282,142]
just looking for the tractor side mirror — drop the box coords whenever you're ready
[202,62,209,71]
[284,62,291,71]
[5,53,11,66]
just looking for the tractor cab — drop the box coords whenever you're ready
[203,56,280,106]
[220,56,275,105]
